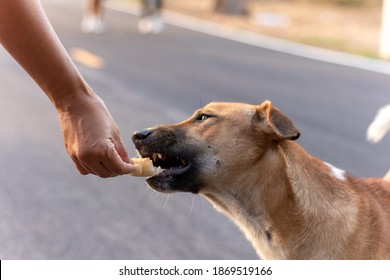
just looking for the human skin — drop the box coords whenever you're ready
[0,0,135,177]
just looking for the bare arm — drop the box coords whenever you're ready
[0,0,135,177]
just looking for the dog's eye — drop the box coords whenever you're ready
[195,114,210,122]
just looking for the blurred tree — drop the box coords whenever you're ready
[214,0,248,16]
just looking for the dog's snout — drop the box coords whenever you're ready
[132,129,152,143]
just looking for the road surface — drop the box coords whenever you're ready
[0,0,389,259]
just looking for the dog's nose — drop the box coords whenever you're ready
[132,129,152,143]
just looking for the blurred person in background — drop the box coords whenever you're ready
[81,0,105,34]
[138,0,164,34]
[81,0,164,34]
[0,0,135,178]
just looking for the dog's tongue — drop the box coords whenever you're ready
[154,164,191,177]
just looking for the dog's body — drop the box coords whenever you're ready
[133,101,390,259]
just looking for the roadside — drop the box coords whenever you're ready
[160,0,382,58]
[107,0,390,75]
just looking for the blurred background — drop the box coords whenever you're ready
[169,0,384,58]
[0,0,389,259]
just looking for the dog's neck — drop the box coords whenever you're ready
[201,141,358,259]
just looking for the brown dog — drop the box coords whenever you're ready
[132,101,390,259]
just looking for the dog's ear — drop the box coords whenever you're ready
[257,100,300,141]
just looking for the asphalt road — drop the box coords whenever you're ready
[1,0,389,260]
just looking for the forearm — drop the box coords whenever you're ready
[0,0,134,176]
[0,0,90,111]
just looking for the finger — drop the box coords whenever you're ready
[97,161,114,178]
[104,143,135,175]
[71,155,94,175]
[77,164,90,175]
[86,159,115,178]
[113,136,131,163]
[71,148,120,178]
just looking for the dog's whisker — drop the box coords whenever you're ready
[146,186,161,198]
[186,195,196,219]
[162,194,170,207]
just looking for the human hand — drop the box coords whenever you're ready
[0,0,134,178]
[57,93,135,178]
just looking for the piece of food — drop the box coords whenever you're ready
[130,157,155,177]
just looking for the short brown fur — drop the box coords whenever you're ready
[133,101,390,259]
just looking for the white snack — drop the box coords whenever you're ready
[130,158,155,177]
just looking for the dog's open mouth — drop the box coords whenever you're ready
[132,129,201,193]
[142,152,191,178]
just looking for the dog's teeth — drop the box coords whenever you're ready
[152,153,163,161]
[156,166,164,174]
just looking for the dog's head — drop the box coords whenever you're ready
[132,100,300,194]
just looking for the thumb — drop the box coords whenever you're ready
[107,141,135,175]
[113,136,131,163]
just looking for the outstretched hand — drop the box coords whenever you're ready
[0,0,136,178]
[58,93,135,178]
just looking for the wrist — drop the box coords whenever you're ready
[50,78,97,114]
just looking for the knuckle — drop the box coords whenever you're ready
[76,147,98,162]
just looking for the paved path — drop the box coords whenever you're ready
[0,0,389,259]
